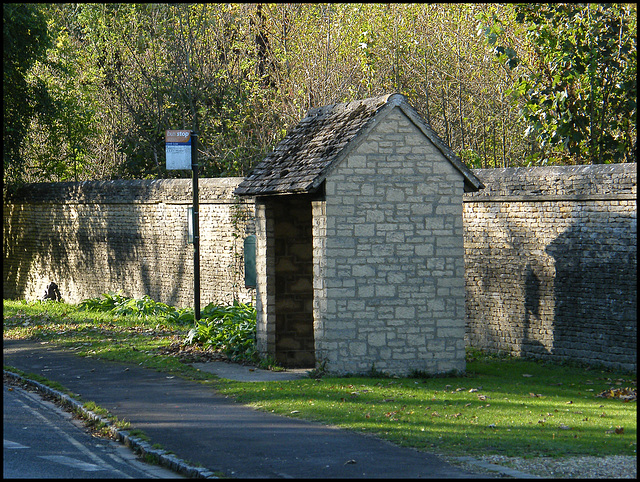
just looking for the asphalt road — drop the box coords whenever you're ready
[3,382,181,479]
[4,339,487,478]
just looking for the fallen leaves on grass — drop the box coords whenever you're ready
[596,387,636,402]
[155,342,230,363]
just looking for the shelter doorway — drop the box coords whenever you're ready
[271,195,315,367]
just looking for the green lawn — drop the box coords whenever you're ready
[3,298,636,458]
[214,354,636,457]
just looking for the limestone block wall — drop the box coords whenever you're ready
[3,178,255,308]
[3,164,636,370]
[254,199,276,356]
[463,164,637,370]
[315,108,467,375]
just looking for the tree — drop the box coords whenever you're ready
[73,3,280,179]
[480,3,637,164]
[12,3,633,186]
[3,3,54,184]
[20,4,109,183]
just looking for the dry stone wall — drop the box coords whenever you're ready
[3,178,255,308]
[3,164,636,370]
[463,164,636,370]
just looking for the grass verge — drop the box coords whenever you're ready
[3,299,215,380]
[4,298,636,459]
[214,351,636,458]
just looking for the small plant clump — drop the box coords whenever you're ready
[185,301,258,364]
[78,293,259,364]
[79,291,192,322]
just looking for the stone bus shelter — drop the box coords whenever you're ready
[235,93,483,375]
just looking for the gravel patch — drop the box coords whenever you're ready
[473,455,637,478]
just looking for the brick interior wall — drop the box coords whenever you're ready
[272,195,315,367]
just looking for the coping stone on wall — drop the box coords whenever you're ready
[466,163,637,200]
[6,178,248,204]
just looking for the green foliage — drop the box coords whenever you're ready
[3,3,55,184]
[217,355,636,459]
[21,4,103,182]
[78,291,126,312]
[68,3,278,180]
[3,298,210,380]
[6,3,636,186]
[458,148,484,169]
[4,299,636,463]
[78,291,190,321]
[479,3,637,164]
[74,293,258,363]
[185,301,258,363]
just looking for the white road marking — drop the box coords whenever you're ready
[4,439,30,449]
[7,385,178,478]
[38,455,105,472]
[14,388,131,477]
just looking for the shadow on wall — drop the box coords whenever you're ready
[100,203,189,305]
[522,262,551,357]
[545,211,637,368]
[3,203,84,301]
[76,202,191,305]
[464,201,636,370]
[464,203,556,356]
[3,182,190,304]
[3,204,39,299]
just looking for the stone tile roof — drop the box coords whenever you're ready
[234,93,483,196]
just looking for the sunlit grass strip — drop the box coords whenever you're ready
[213,367,636,458]
[3,299,214,380]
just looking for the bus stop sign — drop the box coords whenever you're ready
[166,130,192,170]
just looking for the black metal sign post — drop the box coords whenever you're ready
[191,132,200,321]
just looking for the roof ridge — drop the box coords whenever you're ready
[234,93,483,197]
[306,92,401,115]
